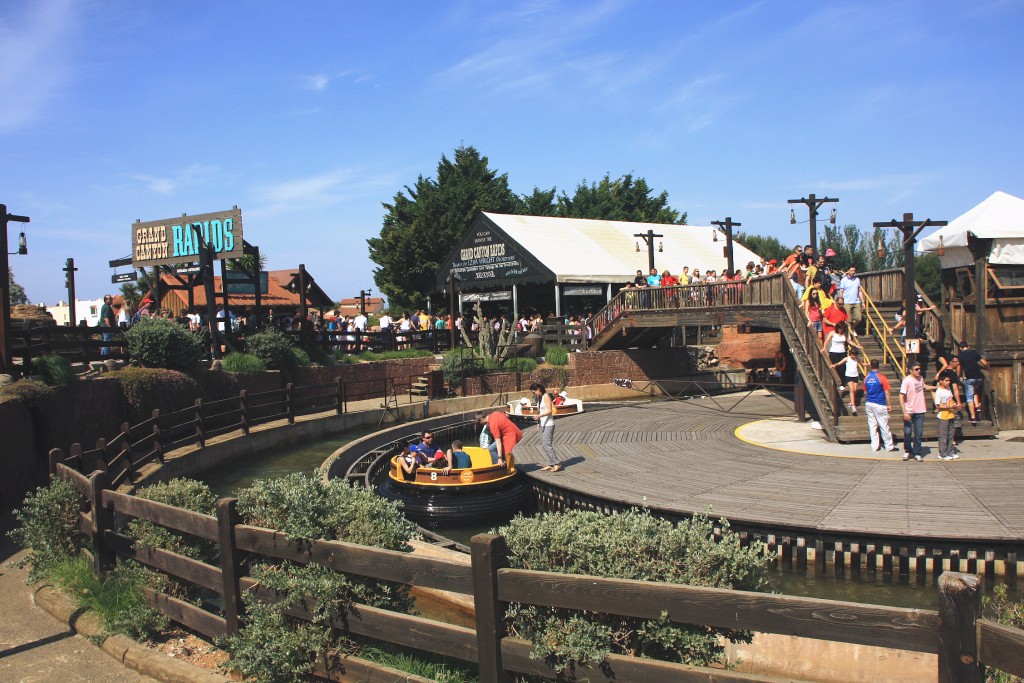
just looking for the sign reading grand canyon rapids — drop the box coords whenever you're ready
[449,226,536,282]
[131,207,243,268]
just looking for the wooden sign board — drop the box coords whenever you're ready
[904,338,921,354]
[132,207,243,268]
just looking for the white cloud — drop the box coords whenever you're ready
[0,0,77,134]
[301,73,330,91]
[248,168,399,218]
[129,164,223,195]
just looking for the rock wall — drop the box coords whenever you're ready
[715,327,782,369]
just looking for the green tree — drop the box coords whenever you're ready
[368,145,521,311]
[9,269,28,305]
[915,253,942,302]
[732,232,790,263]
[517,186,558,216]
[119,281,144,312]
[556,173,687,224]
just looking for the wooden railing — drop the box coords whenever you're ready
[49,374,426,489]
[49,460,1024,683]
[9,321,127,369]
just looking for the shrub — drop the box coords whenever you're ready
[985,585,1024,683]
[359,349,434,361]
[331,351,359,365]
[223,473,417,682]
[222,352,266,374]
[440,348,484,389]
[32,353,74,386]
[494,357,538,373]
[246,330,298,378]
[544,345,570,366]
[8,479,87,583]
[125,316,204,372]
[109,367,200,424]
[498,509,771,674]
[127,479,218,602]
[49,556,167,640]
[290,346,311,367]
[192,367,241,400]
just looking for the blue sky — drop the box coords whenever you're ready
[2,0,1022,306]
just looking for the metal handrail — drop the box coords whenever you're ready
[862,289,907,376]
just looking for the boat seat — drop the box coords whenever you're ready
[463,446,494,468]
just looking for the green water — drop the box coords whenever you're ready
[198,429,375,498]
[195,434,1015,612]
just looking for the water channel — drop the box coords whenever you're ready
[196,431,1005,612]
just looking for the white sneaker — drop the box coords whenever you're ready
[941,453,960,460]
[914,455,923,462]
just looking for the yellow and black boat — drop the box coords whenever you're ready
[376,446,533,528]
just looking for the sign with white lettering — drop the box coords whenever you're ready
[131,207,243,268]
[563,285,604,296]
[111,272,137,283]
[462,291,512,302]
[224,271,269,295]
[442,216,552,289]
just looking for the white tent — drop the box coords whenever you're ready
[479,212,763,283]
[918,191,1024,268]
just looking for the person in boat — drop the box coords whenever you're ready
[442,440,473,475]
[476,410,522,468]
[398,446,420,480]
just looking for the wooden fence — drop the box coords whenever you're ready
[48,460,1024,682]
[9,320,127,369]
[49,373,426,489]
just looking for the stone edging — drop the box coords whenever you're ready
[31,581,232,682]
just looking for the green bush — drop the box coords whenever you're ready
[331,351,359,365]
[359,349,434,361]
[223,472,417,682]
[191,367,241,400]
[493,357,538,373]
[222,352,267,374]
[290,346,311,366]
[440,348,484,389]
[49,556,167,640]
[125,316,204,372]
[32,353,74,386]
[109,367,200,424]
[984,585,1024,683]
[8,479,87,583]
[305,345,334,366]
[498,509,770,674]
[246,330,298,378]
[544,345,570,366]
[127,479,218,603]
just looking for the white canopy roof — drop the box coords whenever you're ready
[918,191,1024,268]
[482,212,763,283]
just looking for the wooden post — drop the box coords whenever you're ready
[285,383,295,424]
[120,421,134,482]
[239,391,249,435]
[899,546,910,584]
[48,448,63,477]
[194,398,205,448]
[796,537,807,572]
[937,572,983,683]
[781,536,792,570]
[471,534,510,683]
[866,544,877,580]
[341,379,347,414]
[794,373,807,422]
[335,377,343,415]
[850,543,861,579]
[217,498,245,635]
[815,539,825,575]
[1006,551,1017,589]
[916,548,928,586]
[89,470,115,575]
[151,409,163,463]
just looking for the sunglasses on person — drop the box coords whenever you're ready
[912,367,922,372]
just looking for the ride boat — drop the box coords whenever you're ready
[505,396,585,416]
[376,446,533,528]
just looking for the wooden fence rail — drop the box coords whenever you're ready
[47,460,1024,683]
[50,373,426,488]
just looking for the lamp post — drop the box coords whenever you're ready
[64,258,78,327]
[359,289,372,316]
[711,217,741,276]
[788,194,838,253]
[1,204,30,375]
[633,229,664,273]
[873,212,947,363]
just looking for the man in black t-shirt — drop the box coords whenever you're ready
[957,343,988,425]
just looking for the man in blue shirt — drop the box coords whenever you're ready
[863,359,898,454]
[646,268,661,287]
[839,267,863,332]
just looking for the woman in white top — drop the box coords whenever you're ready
[830,346,863,415]
[822,320,857,368]
[531,382,562,472]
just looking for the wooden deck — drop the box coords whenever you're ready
[512,396,1024,544]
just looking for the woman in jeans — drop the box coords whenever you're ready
[531,382,562,472]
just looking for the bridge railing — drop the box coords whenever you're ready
[49,460,1024,683]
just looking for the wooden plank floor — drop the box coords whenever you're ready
[512,397,1024,542]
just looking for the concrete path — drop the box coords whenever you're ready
[0,513,156,683]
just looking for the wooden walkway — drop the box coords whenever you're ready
[512,396,1024,544]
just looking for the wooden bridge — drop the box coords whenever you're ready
[586,270,998,443]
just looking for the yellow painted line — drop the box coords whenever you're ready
[733,419,1024,462]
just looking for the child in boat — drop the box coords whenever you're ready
[443,440,472,474]
[398,446,419,480]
